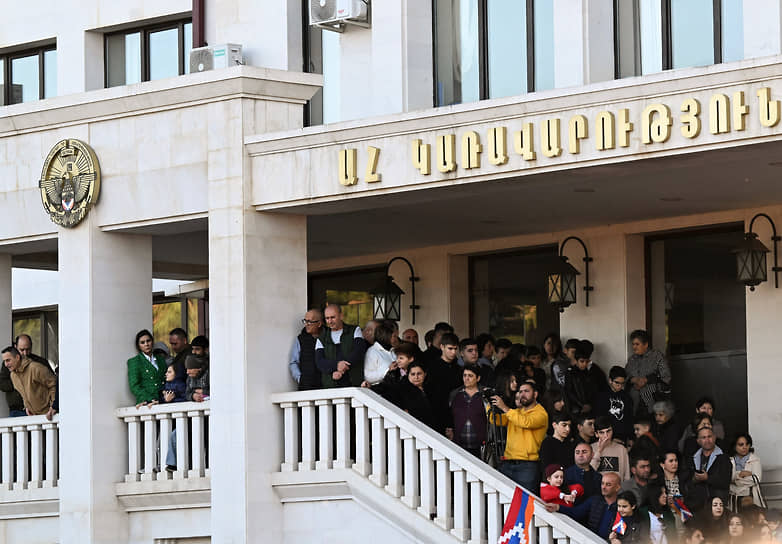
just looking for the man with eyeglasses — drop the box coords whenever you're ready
[288,309,324,391]
[594,365,634,444]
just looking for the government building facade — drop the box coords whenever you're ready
[1,1,782,543]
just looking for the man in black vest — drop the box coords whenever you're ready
[315,304,366,387]
[289,309,323,390]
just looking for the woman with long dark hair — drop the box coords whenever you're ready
[127,329,167,407]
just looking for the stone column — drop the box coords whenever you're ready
[57,218,152,544]
[208,97,308,542]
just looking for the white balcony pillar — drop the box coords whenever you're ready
[58,222,152,544]
[208,96,310,543]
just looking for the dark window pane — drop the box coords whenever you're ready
[0,58,4,106]
[43,49,57,98]
[434,0,480,106]
[11,54,39,103]
[671,0,714,69]
[149,27,179,80]
[487,0,528,98]
[107,32,141,87]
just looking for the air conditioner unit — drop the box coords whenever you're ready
[310,0,370,32]
[189,44,243,73]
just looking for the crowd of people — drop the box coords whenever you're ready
[289,305,775,543]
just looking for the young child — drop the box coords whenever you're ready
[540,464,583,506]
[609,491,649,543]
[372,341,418,406]
[160,363,186,403]
[629,417,660,460]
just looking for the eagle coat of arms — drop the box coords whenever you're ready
[38,139,101,228]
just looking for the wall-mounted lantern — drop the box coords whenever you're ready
[547,236,593,312]
[733,213,780,291]
[370,256,420,323]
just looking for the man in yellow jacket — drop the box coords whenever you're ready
[491,381,549,492]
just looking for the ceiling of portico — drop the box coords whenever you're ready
[304,140,782,260]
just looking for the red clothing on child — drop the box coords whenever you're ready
[540,482,584,506]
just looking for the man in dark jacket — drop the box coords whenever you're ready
[168,328,191,381]
[315,304,366,387]
[682,427,731,512]
[546,471,621,539]
[289,309,323,390]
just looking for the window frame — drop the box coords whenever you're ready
[614,0,724,77]
[104,18,192,88]
[1,43,56,105]
[432,0,536,107]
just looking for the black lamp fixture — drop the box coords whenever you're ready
[547,236,593,312]
[370,256,420,324]
[733,213,780,291]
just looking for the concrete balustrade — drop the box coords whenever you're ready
[116,402,210,483]
[0,415,60,492]
[271,388,602,544]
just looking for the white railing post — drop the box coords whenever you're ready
[434,453,453,531]
[299,401,316,471]
[369,410,386,487]
[452,467,470,541]
[173,411,189,480]
[125,415,141,482]
[417,442,435,520]
[353,402,371,476]
[188,409,205,478]
[401,431,419,509]
[29,423,43,489]
[0,427,12,490]
[486,488,502,544]
[385,423,402,498]
[333,397,351,469]
[157,413,173,481]
[536,516,553,544]
[315,400,333,471]
[468,476,486,544]
[43,421,58,488]
[140,414,156,481]
[13,425,28,491]
[280,402,299,472]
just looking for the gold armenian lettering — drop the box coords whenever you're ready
[487,127,509,166]
[680,98,701,139]
[709,94,730,134]
[437,134,457,173]
[757,87,780,128]
[541,119,562,158]
[568,115,588,154]
[595,111,615,151]
[338,148,358,186]
[617,108,633,147]
[514,123,537,161]
[411,139,431,175]
[642,104,672,144]
[365,146,381,183]
[461,131,482,169]
[733,91,749,131]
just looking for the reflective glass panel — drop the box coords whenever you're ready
[11,54,39,104]
[0,58,4,106]
[487,0,527,98]
[153,301,182,347]
[183,23,193,74]
[43,49,57,98]
[533,0,554,91]
[321,29,340,124]
[671,0,714,69]
[721,0,743,63]
[149,27,179,81]
[615,0,641,78]
[639,0,663,74]
[434,0,480,106]
[106,32,141,87]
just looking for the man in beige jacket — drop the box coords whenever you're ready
[1,347,56,420]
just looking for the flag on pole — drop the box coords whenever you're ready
[671,496,693,522]
[498,487,535,544]
[612,512,627,535]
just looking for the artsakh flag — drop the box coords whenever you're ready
[498,487,535,544]
[671,496,693,522]
[612,512,627,535]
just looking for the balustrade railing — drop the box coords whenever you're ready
[116,402,210,483]
[271,388,601,544]
[0,414,59,492]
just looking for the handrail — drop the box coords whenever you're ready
[271,387,601,543]
[115,400,210,418]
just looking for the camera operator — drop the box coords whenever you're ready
[448,364,488,457]
[490,380,549,492]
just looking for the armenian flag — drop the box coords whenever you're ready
[612,512,627,535]
[498,487,535,544]
[671,496,693,522]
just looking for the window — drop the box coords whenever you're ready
[615,0,743,78]
[433,0,552,107]
[0,45,57,105]
[12,309,58,366]
[105,20,192,88]
[308,267,387,327]
[303,23,341,126]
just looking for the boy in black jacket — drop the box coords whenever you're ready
[593,366,634,444]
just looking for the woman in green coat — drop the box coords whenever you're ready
[127,329,167,407]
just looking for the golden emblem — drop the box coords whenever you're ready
[38,139,101,228]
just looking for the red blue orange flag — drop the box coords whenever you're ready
[612,512,627,535]
[498,487,535,544]
[671,497,693,522]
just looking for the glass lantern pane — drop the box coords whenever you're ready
[751,252,767,282]
[547,273,562,303]
[735,250,752,281]
[563,274,577,304]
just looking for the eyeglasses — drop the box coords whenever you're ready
[302,319,321,325]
